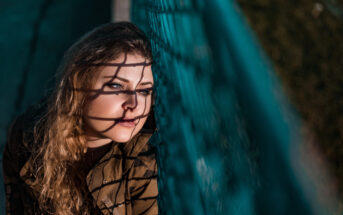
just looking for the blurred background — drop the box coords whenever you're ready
[0,0,342,214]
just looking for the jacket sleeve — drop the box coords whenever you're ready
[129,145,159,215]
[2,117,37,215]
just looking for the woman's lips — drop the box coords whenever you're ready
[117,119,138,127]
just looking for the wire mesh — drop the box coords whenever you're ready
[131,0,336,214]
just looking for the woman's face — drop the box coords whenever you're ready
[83,53,154,146]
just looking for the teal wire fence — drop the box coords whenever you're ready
[131,0,335,214]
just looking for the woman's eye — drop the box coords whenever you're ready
[137,88,152,96]
[105,83,122,89]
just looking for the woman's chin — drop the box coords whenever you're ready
[108,128,139,143]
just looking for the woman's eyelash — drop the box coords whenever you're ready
[104,83,152,95]
[105,82,123,89]
[137,88,153,95]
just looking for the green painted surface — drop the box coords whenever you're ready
[0,0,110,213]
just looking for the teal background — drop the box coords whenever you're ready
[1,0,340,214]
[132,0,335,214]
[0,0,111,212]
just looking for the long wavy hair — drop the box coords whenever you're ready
[32,22,153,214]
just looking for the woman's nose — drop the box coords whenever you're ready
[122,91,137,110]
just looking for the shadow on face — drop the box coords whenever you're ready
[83,52,154,147]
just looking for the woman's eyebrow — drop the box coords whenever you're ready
[103,76,129,82]
[102,76,153,86]
[139,81,153,86]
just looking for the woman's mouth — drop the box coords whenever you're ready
[117,118,138,127]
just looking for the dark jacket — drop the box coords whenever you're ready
[3,104,158,215]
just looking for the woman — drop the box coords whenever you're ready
[3,22,158,215]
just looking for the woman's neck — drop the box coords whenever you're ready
[86,136,113,148]
[84,126,113,148]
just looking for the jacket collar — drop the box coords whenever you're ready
[85,132,153,212]
[19,131,154,214]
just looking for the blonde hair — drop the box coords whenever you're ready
[31,22,152,214]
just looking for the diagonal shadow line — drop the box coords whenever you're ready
[86,113,149,122]
[89,61,152,67]
[72,88,153,95]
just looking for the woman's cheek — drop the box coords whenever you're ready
[93,95,123,116]
[84,96,122,130]
[137,95,152,114]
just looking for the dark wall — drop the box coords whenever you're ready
[237,0,343,202]
[0,0,110,212]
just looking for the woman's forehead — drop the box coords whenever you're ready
[99,53,153,83]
